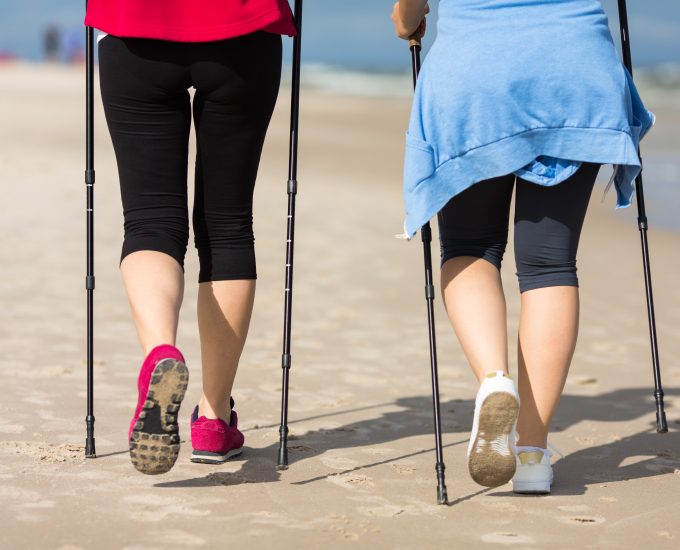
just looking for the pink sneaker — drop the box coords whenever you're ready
[190,399,244,464]
[128,344,189,475]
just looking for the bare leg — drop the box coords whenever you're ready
[513,165,597,448]
[441,257,509,382]
[516,286,579,448]
[121,251,184,355]
[197,280,256,422]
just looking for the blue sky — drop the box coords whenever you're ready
[1,1,678,68]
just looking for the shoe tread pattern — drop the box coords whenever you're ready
[129,359,188,475]
[468,392,519,487]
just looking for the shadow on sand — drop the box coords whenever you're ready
[154,387,678,497]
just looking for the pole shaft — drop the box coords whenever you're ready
[411,41,448,504]
[422,223,448,504]
[85,4,96,457]
[616,0,667,433]
[278,0,304,469]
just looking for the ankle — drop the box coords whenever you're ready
[198,395,231,423]
[477,369,511,383]
[516,438,548,449]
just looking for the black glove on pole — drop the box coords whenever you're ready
[616,0,668,433]
[410,34,448,505]
[278,0,304,470]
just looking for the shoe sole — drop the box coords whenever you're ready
[512,480,551,494]
[468,392,519,488]
[129,358,189,475]
[190,448,243,465]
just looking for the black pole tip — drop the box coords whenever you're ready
[85,438,96,458]
[277,446,289,470]
[656,411,669,434]
[435,463,447,504]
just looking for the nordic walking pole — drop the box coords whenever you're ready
[277,0,304,470]
[617,0,668,433]
[409,33,448,505]
[85,1,97,457]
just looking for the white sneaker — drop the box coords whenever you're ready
[511,446,555,494]
[467,371,520,487]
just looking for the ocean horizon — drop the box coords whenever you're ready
[2,0,680,69]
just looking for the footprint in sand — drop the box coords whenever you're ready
[328,474,375,490]
[558,515,606,525]
[0,441,84,463]
[481,533,535,545]
[390,462,416,475]
[356,504,404,518]
[351,496,440,518]
[334,527,360,541]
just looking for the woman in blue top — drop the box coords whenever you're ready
[392,0,653,493]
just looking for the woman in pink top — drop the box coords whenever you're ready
[85,1,296,474]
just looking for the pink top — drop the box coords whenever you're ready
[85,0,296,42]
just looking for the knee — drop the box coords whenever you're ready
[122,215,189,269]
[194,211,256,282]
[515,252,578,293]
[440,232,508,270]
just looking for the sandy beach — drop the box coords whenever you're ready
[1,63,679,549]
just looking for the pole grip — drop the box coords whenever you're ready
[409,36,422,48]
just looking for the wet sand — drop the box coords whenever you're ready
[1,63,679,549]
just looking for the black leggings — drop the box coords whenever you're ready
[438,163,599,293]
[98,32,282,282]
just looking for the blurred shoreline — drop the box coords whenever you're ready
[2,60,678,233]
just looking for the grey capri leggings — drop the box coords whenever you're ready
[438,162,600,293]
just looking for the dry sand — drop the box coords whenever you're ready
[1,63,679,549]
